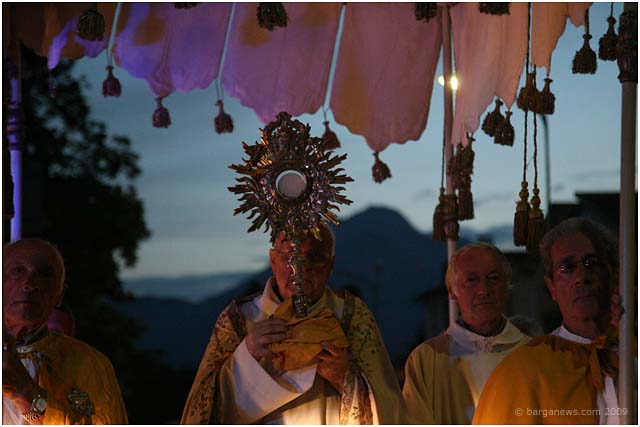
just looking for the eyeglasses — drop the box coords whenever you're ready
[551,255,605,277]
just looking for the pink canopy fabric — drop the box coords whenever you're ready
[4,2,593,153]
[222,2,341,123]
[3,3,115,69]
[114,3,232,98]
[531,2,591,73]
[450,2,528,147]
[330,2,441,153]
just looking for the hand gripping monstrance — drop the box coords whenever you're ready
[228,112,353,317]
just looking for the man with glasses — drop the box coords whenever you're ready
[182,224,405,424]
[474,217,624,424]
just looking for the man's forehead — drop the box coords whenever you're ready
[4,241,61,269]
[550,232,595,261]
[458,247,501,269]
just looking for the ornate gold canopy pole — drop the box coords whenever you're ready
[616,2,637,424]
[228,112,353,317]
[6,4,23,242]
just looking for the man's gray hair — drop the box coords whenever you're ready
[4,238,66,287]
[446,242,512,292]
[539,217,618,276]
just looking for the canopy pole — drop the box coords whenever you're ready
[441,5,458,325]
[7,7,23,242]
[617,2,637,424]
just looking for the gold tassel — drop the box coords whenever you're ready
[414,3,437,22]
[457,187,474,221]
[257,3,288,31]
[517,72,539,112]
[77,4,105,41]
[174,3,200,9]
[102,66,122,97]
[598,15,618,61]
[481,98,504,137]
[456,136,475,221]
[322,121,341,150]
[479,3,510,15]
[433,188,446,241]
[372,152,392,183]
[494,110,514,146]
[214,100,234,134]
[443,194,459,241]
[513,181,530,246]
[538,77,555,115]
[572,10,597,74]
[526,188,545,254]
[152,97,171,128]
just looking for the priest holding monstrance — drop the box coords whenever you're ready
[181,113,405,424]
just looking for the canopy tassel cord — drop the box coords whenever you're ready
[371,151,391,183]
[526,110,545,254]
[77,2,105,42]
[152,97,171,128]
[322,107,340,150]
[538,71,556,115]
[479,3,510,16]
[414,3,437,22]
[616,2,637,424]
[103,3,123,98]
[598,3,618,61]
[214,4,235,135]
[257,3,288,31]
[513,108,530,247]
[572,7,597,74]
[321,4,346,151]
[481,98,504,138]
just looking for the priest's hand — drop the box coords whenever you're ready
[246,318,289,361]
[317,341,351,394]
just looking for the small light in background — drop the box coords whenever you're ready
[437,75,459,91]
[450,75,459,91]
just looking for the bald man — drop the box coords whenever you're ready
[3,238,127,424]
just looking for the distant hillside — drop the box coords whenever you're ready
[123,271,253,303]
[113,206,463,368]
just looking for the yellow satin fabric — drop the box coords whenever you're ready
[19,329,128,425]
[268,299,349,371]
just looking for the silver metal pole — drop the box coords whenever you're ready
[441,5,458,325]
[541,114,551,213]
[616,2,637,424]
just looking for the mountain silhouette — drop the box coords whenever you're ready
[113,206,456,368]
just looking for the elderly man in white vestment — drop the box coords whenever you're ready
[403,243,530,424]
[181,224,405,424]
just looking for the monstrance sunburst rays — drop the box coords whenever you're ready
[228,112,353,317]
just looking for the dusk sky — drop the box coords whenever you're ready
[71,2,627,282]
